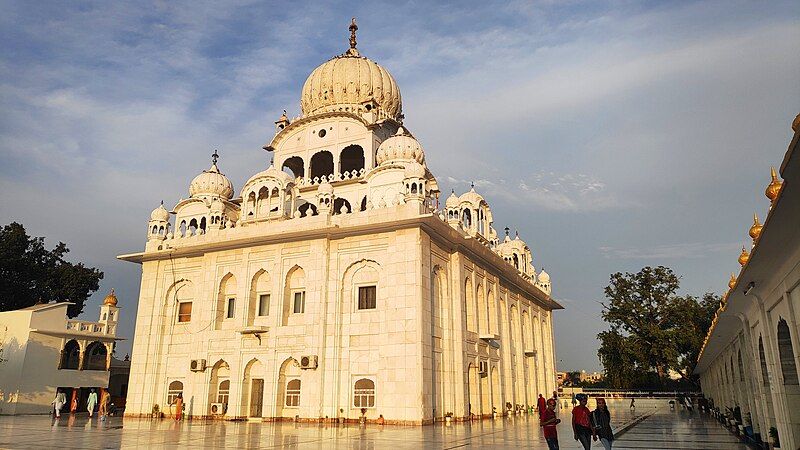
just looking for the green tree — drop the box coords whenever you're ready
[0,222,103,318]
[597,266,717,389]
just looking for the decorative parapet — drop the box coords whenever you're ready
[66,320,113,336]
[295,169,367,187]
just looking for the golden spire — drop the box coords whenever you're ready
[103,288,118,306]
[728,273,736,289]
[738,246,750,267]
[765,166,783,203]
[345,17,360,56]
[749,213,763,241]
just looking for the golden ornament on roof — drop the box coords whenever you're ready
[728,273,736,289]
[103,288,118,306]
[738,247,750,266]
[749,213,763,241]
[765,166,783,203]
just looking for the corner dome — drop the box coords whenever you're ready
[445,190,460,208]
[243,164,294,191]
[459,186,485,206]
[300,19,402,120]
[317,181,334,195]
[404,162,426,179]
[103,289,118,306]
[376,127,425,165]
[538,269,550,283]
[190,162,234,200]
[150,203,169,222]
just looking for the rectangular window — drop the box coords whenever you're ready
[293,291,305,314]
[258,294,270,316]
[177,302,192,323]
[226,298,235,319]
[358,286,377,310]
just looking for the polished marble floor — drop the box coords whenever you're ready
[0,399,747,449]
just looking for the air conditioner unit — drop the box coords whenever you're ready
[300,355,318,369]
[190,359,207,372]
[479,360,489,376]
[210,403,225,415]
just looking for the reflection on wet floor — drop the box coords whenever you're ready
[0,399,746,449]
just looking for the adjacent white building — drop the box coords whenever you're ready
[119,20,562,425]
[0,292,122,415]
[695,114,800,447]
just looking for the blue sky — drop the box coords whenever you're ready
[1,0,798,371]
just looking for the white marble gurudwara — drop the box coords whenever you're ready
[119,19,562,425]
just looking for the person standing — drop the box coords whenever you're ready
[51,390,66,418]
[540,398,561,450]
[629,398,635,410]
[572,394,592,450]
[591,397,614,450]
[87,389,98,417]
[99,391,110,421]
[172,393,184,421]
[537,394,547,416]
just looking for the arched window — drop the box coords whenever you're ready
[285,379,301,406]
[298,202,317,218]
[512,254,519,269]
[759,335,770,386]
[218,379,230,404]
[353,378,375,408]
[60,340,80,370]
[339,145,365,175]
[461,209,472,229]
[282,156,304,178]
[85,341,108,370]
[200,217,207,232]
[360,196,367,212]
[310,151,334,179]
[777,318,799,385]
[167,380,183,405]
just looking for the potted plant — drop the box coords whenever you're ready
[445,412,453,425]
[769,427,780,448]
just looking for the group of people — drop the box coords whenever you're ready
[539,392,614,450]
[51,388,113,421]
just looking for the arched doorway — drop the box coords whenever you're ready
[84,341,108,370]
[276,358,301,418]
[310,151,334,179]
[61,340,80,369]
[242,359,265,418]
[339,145,365,176]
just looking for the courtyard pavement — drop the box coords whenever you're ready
[0,399,747,449]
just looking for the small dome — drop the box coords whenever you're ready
[243,164,294,192]
[765,166,783,202]
[318,181,334,195]
[728,273,736,290]
[300,20,402,119]
[459,186,485,206]
[749,213,762,240]
[210,197,224,212]
[538,269,550,283]
[103,289,118,306]
[404,162,426,179]
[376,127,425,165]
[738,247,750,266]
[190,163,234,200]
[150,203,169,222]
[445,190,460,208]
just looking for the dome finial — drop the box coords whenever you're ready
[504,226,509,236]
[346,18,360,56]
[212,149,219,165]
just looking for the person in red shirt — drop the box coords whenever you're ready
[572,393,593,450]
[540,398,561,450]
[537,394,547,417]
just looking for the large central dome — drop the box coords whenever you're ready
[300,19,402,120]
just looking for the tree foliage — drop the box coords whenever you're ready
[597,266,717,389]
[0,222,103,318]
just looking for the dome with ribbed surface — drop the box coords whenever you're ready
[150,203,169,222]
[300,20,401,119]
[189,163,234,200]
[376,127,424,165]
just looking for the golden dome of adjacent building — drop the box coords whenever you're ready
[749,213,762,241]
[376,127,425,165]
[765,166,783,203]
[300,19,402,120]
[103,289,118,306]
[190,153,234,200]
[150,202,170,222]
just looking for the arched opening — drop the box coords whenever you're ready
[298,202,317,218]
[461,209,472,229]
[759,336,770,386]
[61,340,80,369]
[179,220,187,237]
[477,284,487,334]
[276,358,301,417]
[778,319,799,385]
[282,266,306,326]
[467,363,480,417]
[199,217,207,232]
[488,290,497,335]
[248,270,270,326]
[310,151,334,180]
[247,192,256,217]
[282,156,304,178]
[242,359,265,418]
[360,196,367,211]
[188,219,198,235]
[209,360,230,415]
[333,198,352,215]
[84,341,108,370]
[167,380,183,406]
[465,278,476,332]
[216,273,237,329]
[339,145,365,176]
[491,366,502,412]
[353,378,375,408]
[512,254,519,270]
[738,349,744,382]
